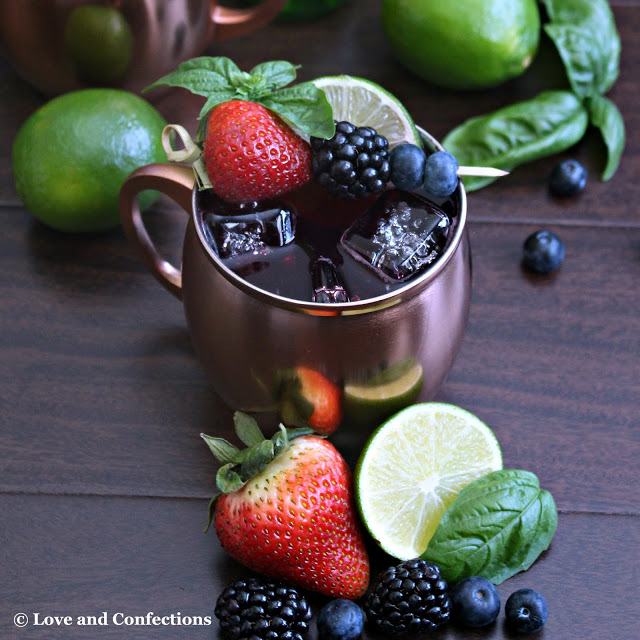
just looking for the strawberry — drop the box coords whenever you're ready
[202,412,369,599]
[203,100,312,203]
[279,366,343,435]
[146,57,335,201]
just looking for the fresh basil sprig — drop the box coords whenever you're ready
[443,0,624,188]
[422,469,558,584]
[443,91,588,191]
[144,57,335,143]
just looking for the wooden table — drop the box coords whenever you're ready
[1,2,638,638]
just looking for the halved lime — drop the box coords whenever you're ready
[344,359,424,427]
[355,403,503,560]
[312,75,420,147]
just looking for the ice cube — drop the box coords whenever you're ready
[202,197,296,260]
[340,190,451,282]
[312,256,350,303]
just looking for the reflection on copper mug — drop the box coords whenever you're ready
[119,128,472,430]
[0,0,287,96]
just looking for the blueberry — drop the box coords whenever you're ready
[424,151,459,197]
[522,229,565,274]
[505,588,548,633]
[316,599,364,640]
[450,576,500,628]
[389,143,426,190]
[549,159,587,196]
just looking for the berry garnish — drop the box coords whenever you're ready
[522,229,565,274]
[146,57,335,202]
[215,577,312,640]
[505,588,548,633]
[363,558,451,637]
[202,412,369,599]
[311,121,390,199]
[389,142,426,191]
[449,576,500,628]
[549,158,588,197]
[317,599,365,640]
[423,150,459,197]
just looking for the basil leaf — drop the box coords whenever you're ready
[541,0,620,98]
[422,469,558,584]
[144,56,244,96]
[261,82,335,139]
[250,61,299,92]
[589,95,625,181]
[443,91,588,191]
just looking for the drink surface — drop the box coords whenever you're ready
[197,180,459,303]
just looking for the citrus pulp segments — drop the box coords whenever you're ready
[311,75,421,148]
[355,403,502,560]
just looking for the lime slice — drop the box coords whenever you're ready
[355,402,503,560]
[344,359,424,427]
[312,75,420,147]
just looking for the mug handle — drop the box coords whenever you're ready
[119,163,195,301]
[210,0,288,42]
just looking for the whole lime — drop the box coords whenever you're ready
[12,89,166,233]
[64,5,133,85]
[381,0,541,90]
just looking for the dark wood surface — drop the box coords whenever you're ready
[1,1,639,639]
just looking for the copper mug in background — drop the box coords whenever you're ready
[119,128,472,431]
[0,0,287,96]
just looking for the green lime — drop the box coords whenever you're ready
[312,75,420,147]
[12,89,166,233]
[64,5,133,85]
[344,359,424,427]
[381,0,540,90]
[355,402,503,559]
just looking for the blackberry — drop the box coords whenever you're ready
[311,121,390,200]
[214,577,312,640]
[363,558,451,637]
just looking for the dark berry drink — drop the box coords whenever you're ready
[197,179,459,302]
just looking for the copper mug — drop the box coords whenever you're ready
[0,0,287,96]
[119,128,472,428]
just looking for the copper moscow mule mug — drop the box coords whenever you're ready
[119,128,472,425]
[0,0,287,96]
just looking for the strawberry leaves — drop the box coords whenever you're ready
[145,56,335,141]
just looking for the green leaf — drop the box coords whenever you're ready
[250,61,299,92]
[204,495,219,533]
[201,433,240,464]
[261,82,335,139]
[216,463,246,494]
[589,95,625,181]
[239,439,274,479]
[541,0,620,97]
[443,91,589,191]
[233,411,265,447]
[422,469,558,584]
[144,56,244,96]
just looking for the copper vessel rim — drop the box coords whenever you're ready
[191,126,468,316]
